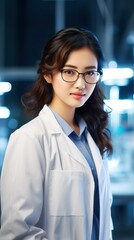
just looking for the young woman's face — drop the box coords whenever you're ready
[45,47,98,113]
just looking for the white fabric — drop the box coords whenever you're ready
[0,105,113,240]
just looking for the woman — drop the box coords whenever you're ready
[0,27,113,239]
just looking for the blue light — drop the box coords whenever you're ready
[102,68,133,84]
[0,82,12,95]
[0,107,10,119]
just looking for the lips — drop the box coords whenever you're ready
[70,92,86,100]
[70,92,86,96]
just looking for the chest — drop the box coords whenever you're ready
[43,131,104,179]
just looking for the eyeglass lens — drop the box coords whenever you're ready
[61,69,101,83]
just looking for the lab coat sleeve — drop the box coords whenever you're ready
[0,129,48,239]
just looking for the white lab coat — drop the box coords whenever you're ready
[0,105,113,240]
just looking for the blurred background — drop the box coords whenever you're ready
[0,0,134,239]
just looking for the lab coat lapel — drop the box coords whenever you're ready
[41,105,102,171]
[86,132,102,176]
[59,133,90,169]
[41,105,90,169]
[60,129,103,176]
[86,133,111,240]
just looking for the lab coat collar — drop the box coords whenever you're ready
[49,106,87,137]
[39,105,102,174]
[39,105,63,134]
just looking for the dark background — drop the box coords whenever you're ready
[0,0,134,68]
[0,1,134,239]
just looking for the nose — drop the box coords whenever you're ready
[75,74,86,89]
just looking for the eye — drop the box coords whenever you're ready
[85,71,95,76]
[63,69,75,75]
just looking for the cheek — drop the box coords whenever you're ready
[52,77,62,89]
[87,85,96,95]
[52,78,69,93]
[55,81,67,90]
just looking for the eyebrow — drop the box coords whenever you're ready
[64,64,97,69]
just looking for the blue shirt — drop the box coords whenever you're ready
[50,108,99,239]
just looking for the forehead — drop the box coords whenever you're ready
[65,47,98,68]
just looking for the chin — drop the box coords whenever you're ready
[75,102,85,108]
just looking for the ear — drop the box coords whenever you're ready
[44,74,52,84]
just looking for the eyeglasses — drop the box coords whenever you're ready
[60,69,103,84]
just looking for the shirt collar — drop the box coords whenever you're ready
[49,107,87,137]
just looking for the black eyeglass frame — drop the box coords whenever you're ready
[60,69,103,84]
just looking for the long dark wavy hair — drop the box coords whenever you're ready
[21,27,113,156]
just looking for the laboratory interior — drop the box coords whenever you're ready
[0,0,134,239]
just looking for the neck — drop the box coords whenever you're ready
[49,104,80,134]
[50,99,78,120]
[50,104,74,123]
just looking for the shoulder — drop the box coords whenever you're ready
[11,115,45,141]
[10,105,62,141]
